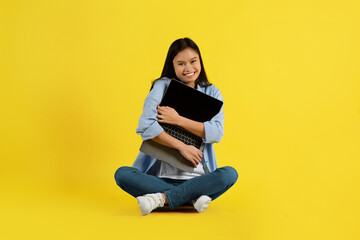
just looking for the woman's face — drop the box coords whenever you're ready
[173,48,201,88]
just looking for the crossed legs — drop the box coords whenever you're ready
[114,166,238,211]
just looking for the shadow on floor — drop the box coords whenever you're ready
[152,205,198,213]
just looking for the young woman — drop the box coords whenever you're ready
[114,37,238,216]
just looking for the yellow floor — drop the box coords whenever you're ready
[2,182,248,240]
[2,175,359,240]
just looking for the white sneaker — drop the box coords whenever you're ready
[136,193,165,216]
[193,195,212,213]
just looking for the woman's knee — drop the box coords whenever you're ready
[114,166,133,186]
[218,166,238,186]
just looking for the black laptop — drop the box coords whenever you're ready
[139,79,223,172]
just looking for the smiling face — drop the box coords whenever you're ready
[172,47,201,88]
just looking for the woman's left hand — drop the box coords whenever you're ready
[156,106,181,125]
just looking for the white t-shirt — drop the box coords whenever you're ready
[156,160,205,180]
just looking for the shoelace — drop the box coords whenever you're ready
[148,194,163,208]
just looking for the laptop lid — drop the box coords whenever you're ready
[160,79,223,122]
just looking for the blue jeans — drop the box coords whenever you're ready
[114,166,238,209]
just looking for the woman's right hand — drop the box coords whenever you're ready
[178,144,203,167]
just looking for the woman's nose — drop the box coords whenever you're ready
[184,64,193,71]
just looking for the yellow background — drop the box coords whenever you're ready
[1,0,359,239]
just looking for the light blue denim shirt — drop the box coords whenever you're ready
[132,77,224,174]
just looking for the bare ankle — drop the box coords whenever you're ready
[161,193,168,204]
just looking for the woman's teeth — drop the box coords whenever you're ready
[184,72,195,76]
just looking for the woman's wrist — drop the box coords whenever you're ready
[176,116,184,127]
[176,141,186,151]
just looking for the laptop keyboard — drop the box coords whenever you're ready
[160,123,203,149]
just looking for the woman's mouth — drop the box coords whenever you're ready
[183,71,196,77]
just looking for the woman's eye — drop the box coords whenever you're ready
[178,60,195,66]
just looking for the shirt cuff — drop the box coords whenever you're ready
[203,121,215,143]
[141,121,164,141]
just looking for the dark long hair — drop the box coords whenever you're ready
[150,37,212,90]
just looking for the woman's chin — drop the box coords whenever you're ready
[181,79,196,86]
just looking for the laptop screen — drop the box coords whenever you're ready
[160,79,223,122]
